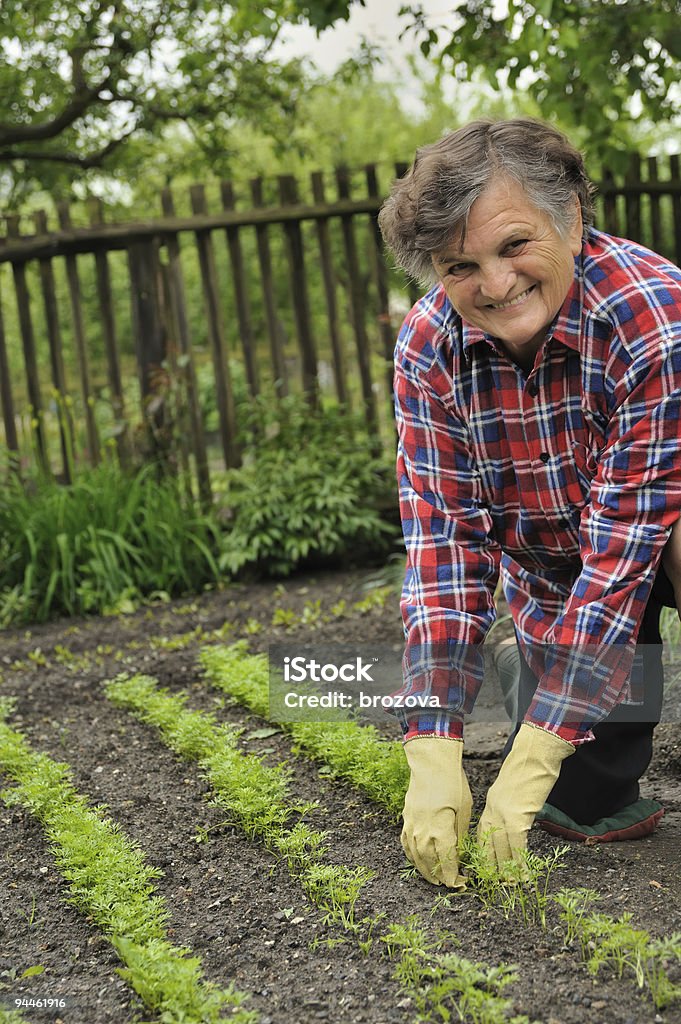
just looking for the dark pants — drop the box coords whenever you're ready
[505,568,674,824]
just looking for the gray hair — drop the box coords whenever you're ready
[378,118,595,286]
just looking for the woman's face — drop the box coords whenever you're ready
[431,176,583,369]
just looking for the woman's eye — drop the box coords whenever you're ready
[505,239,528,254]
[446,262,473,276]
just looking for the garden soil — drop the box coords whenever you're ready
[0,568,680,1024]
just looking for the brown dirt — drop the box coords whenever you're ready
[0,568,680,1024]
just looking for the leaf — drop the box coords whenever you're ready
[20,965,45,978]
[246,728,280,740]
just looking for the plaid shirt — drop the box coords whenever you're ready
[395,228,681,744]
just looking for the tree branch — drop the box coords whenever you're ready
[0,80,110,146]
[0,126,138,168]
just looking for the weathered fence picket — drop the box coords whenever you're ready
[0,154,680,496]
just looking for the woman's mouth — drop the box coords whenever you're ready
[487,285,536,310]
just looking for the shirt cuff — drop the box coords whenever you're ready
[523,713,594,746]
[401,713,464,743]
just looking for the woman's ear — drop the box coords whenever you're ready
[569,195,583,255]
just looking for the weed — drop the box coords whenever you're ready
[0,461,224,625]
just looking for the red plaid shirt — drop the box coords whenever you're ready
[395,228,681,744]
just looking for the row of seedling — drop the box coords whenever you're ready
[198,641,681,1012]
[105,673,541,1023]
[104,673,377,941]
[0,698,256,1024]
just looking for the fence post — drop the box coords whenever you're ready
[670,155,681,269]
[0,263,18,456]
[335,167,378,439]
[221,181,259,398]
[393,163,422,308]
[310,171,348,408]
[278,174,319,408]
[127,239,168,459]
[34,209,74,483]
[5,215,48,472]
[624,154,642,243]
[190,184,241,469]
[600,168,618,236]
[89,199,130,466]
[250,178,288,399]
[160,188,212,508]
[56,201,100,467]
[365,164,394,401]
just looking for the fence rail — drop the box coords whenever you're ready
[0,153,680,499]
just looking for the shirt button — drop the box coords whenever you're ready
[527,382,539,397]
[558,518,570,528]
[539,452,550,464]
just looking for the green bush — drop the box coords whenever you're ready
[216,399,399,577]
[0,460,222,625]
[0,400,400,626]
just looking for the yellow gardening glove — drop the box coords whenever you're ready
[401,737,472,889]
[477,723,575,869]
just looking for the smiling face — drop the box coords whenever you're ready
[432,176,583,369]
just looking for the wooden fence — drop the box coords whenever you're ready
[0,152,680,501]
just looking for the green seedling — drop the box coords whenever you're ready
[300,863,375,933]
[0,1008,29,1024]
[461,834,569,927]
[553,887,601,947]
[18,895,37,927]
[382,917,534,1024]
[0,698,255,1024]
[199,642,409,817]
[26,649,48,667]
[149,627,205,651]
[273,822,327,873]
[578,911,681,1009]
[351,585,392,614]
[271,607,299,629]
[106,674,375,943]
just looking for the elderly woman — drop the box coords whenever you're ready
[378,118,681,888]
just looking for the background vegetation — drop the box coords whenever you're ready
[1,0,680,627]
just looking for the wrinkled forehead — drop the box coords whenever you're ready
[433,178,545,262]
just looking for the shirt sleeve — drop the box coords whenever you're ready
[525,311,681,742]
[394,316,501,741]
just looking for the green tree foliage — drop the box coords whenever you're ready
[0,0,362,201]
[399,0,681,164]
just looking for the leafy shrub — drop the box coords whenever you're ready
[216,398,399,577]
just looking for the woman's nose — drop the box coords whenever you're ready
[479,261,516,302]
